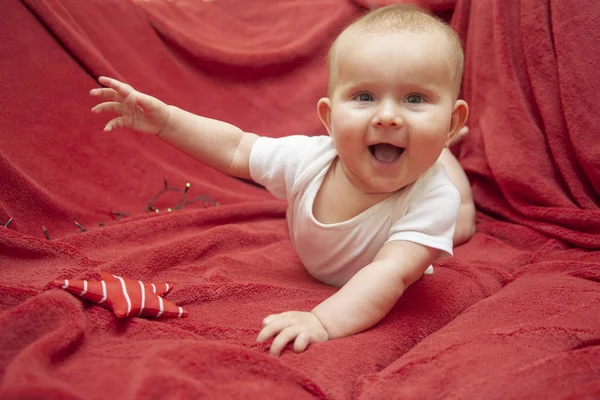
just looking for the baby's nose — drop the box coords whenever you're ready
[373,102,402,127]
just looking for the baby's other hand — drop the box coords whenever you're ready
[257,311,329,357]
[90,76,170,136]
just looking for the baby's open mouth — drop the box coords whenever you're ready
[368,144,404,163]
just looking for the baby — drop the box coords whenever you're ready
[90,4,475,357]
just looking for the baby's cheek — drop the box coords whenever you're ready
[332,109,362,131]
[411,115,448,138]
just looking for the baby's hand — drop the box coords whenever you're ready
[90,77,170,135]
[257,311,329,357]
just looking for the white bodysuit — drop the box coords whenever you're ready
[249,135,460,287]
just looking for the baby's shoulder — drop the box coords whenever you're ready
[410,160,458,196]
[389,162,459,219]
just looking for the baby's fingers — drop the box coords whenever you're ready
[89,88,122,102]
[293,332,311,353]
[269,327,299,357]
[257,323,280,343]
[98,76,134,98]
[257,315,288,343]
[91,102,122,115]
[103,117,125,132]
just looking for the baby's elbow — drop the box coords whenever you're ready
[453,206,476,246]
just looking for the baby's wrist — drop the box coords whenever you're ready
[310,310,330,340]
[156,105,173,138]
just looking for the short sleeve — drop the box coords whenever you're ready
[249,135,334,201]
[386,165,461,257]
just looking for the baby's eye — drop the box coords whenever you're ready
[405,94,424,104]
[355,93,374,102]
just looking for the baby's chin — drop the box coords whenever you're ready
[338,159,408,194]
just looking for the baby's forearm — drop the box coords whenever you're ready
[159,106,257,179]
[311,260,408,339]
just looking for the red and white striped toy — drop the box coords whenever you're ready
[54,272,188,318]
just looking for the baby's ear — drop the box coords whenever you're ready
[317,98,333,136]
[447,99,469,146]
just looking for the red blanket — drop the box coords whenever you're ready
[1,0,599,398]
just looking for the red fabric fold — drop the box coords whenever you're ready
[138,0,355,71]
[454,0,600,248]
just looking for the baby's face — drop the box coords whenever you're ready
[322,30,460,194]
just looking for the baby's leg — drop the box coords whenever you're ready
[440,129,476,245]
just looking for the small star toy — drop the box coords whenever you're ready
[54,272,188,318]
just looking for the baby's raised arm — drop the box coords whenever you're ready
[90,77,258,179]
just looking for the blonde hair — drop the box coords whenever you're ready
[327,4,464,97]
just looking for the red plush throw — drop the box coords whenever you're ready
[54,272,188,318]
